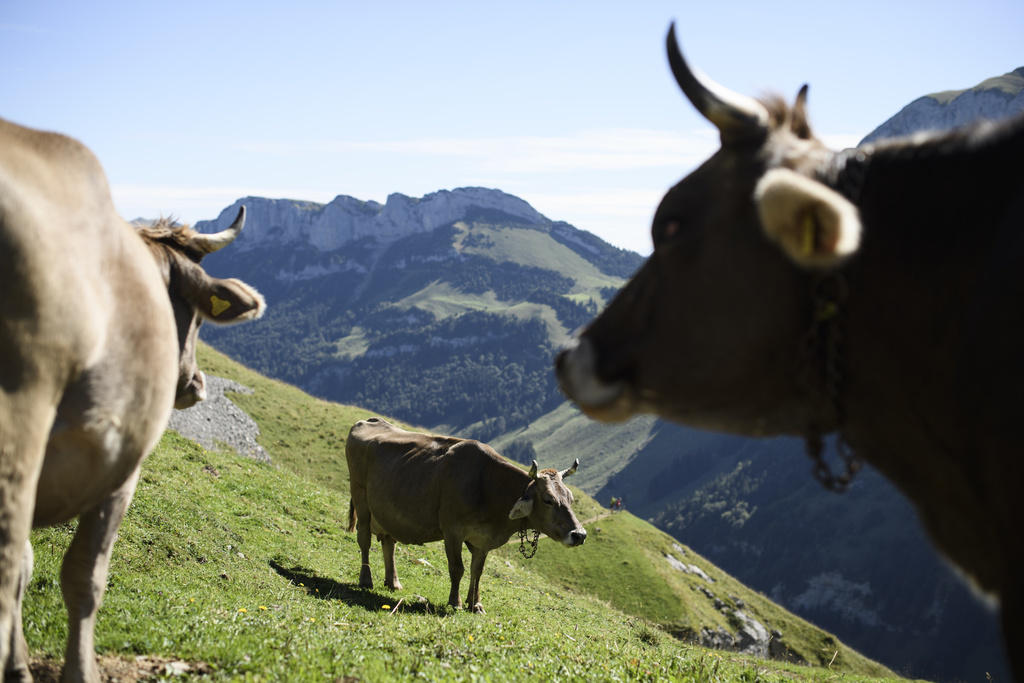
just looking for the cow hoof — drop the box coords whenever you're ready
[359,567,373,589]
[387,580,403,590]
[3,665,31,683]
[472,603,486,615]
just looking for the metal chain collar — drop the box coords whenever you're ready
[518,528,540,559]
[800,272,862,492]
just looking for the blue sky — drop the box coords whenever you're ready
[3,1,1022,255]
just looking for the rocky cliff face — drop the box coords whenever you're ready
[194,187,547,252]
[861,67,1024,144]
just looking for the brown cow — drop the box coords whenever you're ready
[556,25,1024,676]
[0,116,265,682]
[346,417,585,613]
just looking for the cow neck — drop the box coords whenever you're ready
[793,148,875,492]
[819,146,869,207]
[798,268,862,492]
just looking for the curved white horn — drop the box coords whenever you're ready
[666,23,769,141]
[190,205,246,254]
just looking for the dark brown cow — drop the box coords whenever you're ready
[346,417,586,613]
[556,25,1024,675]
[0,116,264,682]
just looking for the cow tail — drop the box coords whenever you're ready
[347,500,356,533]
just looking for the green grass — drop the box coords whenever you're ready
[491,402,659,494]
[23,345,914,681]
[391,281,572,347]
[453,221,624,298]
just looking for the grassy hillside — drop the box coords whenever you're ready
[24,345,904,681]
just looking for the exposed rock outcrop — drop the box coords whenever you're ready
[861,67,1024,144]
[194,187,547,253]
[167,376,269,463]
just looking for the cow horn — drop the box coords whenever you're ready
[190,206,246,254]
[560,458,579,479]
[666,23,769,141]
[528,461,539,479]
[790,84,812,139]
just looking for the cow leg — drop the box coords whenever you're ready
[4,540,33,682]
[0,393,52,680]
[465,543,489,614]
[351,490,373,589]
[59,466,140,683]
[443,535,464,609]
[380,535,402,591]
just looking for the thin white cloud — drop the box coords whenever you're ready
[235,128,722,175]
[112,184,334,202]
[821,133,865,150]
[110,184,338,223]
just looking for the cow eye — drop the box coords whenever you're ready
[542,496,554,506]
[653,217,702,254]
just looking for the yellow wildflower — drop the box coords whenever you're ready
[381,605,391,610]
[258,605,268,611]
[238,608,247,613]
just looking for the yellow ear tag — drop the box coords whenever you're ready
[210,295,231,317]
[801,213,816,256]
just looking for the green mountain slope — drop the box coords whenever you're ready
[24,344,900,681]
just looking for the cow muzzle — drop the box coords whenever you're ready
[175,369,208,409]
[555,338,634,422]
[567,528,587,547]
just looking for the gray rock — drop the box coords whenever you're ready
[731,609,771,658]
[861,67,1024,144]
[194,187,547,254]
[167,376,270,463]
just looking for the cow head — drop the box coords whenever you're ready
[508,459,587,546]
[138,206,265,409]
[555,25,863,437]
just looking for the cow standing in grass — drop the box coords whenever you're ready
[346,417,585,613]
[556,25,1024,676]
[0,117,265,682]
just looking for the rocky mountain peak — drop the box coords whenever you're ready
[194,186,547,252]
[861,66,1024,144]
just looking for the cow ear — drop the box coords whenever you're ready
[508,494,534,520]
[195,277,266,324]
[755,168,861,269]
[173,258,266,324]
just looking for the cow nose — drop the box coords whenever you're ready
[570,529,587,546]
[174,370,207,409]
[555,338,626,410]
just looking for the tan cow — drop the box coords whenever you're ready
[346,417,586,613]
[0,116,265,682]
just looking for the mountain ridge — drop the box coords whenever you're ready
[861,66,1024,144]
[195,187,549,253]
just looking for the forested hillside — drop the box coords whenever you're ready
[199,190,637,441]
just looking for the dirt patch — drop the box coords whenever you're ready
[30,656,212,682]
